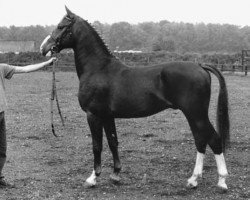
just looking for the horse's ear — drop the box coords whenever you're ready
[65,6,74,18]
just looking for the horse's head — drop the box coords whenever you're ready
[40,6,76,56]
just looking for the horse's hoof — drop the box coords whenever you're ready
[110,173,121,183]
[186,181,197,189]
[216,185,228,193]
[217,176,228,193]
[84,181,96,188]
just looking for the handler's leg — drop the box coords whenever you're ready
[0,111,8,187]
[0,112,7,176]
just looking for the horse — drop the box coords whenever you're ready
[40,6,230,191]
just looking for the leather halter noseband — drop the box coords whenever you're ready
[50,16,75,52]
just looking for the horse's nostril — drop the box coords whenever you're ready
[51,46,58,53]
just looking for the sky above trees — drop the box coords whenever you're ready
[1,0,250,27]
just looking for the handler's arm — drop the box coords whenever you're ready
[14,57,57,73]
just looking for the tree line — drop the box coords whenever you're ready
[0,21,250,53]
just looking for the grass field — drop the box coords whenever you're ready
[0,71,249,200]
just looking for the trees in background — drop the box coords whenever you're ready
[0,25,55,51]
[0,21,249,53]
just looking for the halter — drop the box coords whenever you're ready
[50,16,75,53]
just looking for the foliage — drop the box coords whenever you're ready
[0,21,250,53]
[115,51,240,66]
[0,25,55,51]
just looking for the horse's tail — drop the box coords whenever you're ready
[201,64,230,152]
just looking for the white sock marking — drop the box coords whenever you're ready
[215,153,228,177]
[215,153,228,189]
[86,170,97,186]
[187,152,205,187]
[193,152,205,176]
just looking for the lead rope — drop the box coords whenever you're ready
[50,55,65,137]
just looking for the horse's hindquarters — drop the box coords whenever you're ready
[160,62,211,113]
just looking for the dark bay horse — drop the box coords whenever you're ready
[40,7,230,191]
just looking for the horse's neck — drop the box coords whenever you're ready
[73,43,113,78]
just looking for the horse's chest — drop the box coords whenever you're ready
[78,82,110,115]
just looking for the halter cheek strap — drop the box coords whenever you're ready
[50,17,75,52]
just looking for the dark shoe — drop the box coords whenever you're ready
[0,177,14,188]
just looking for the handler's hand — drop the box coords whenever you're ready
[48,57,58,66]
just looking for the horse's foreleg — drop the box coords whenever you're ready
[103,118,122,183]
[85,113,103,187]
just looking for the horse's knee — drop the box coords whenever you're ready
[109,140,118,150]
[107,133,119,149]
[93,144,102,152]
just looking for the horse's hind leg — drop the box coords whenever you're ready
[85,112,103,187]
[186,116,208,188]
[208,127,228,191]
[187,151,205,188]
[186,114,228,190]
[103,117,122,183]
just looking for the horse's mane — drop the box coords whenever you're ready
[77,17,113,57]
